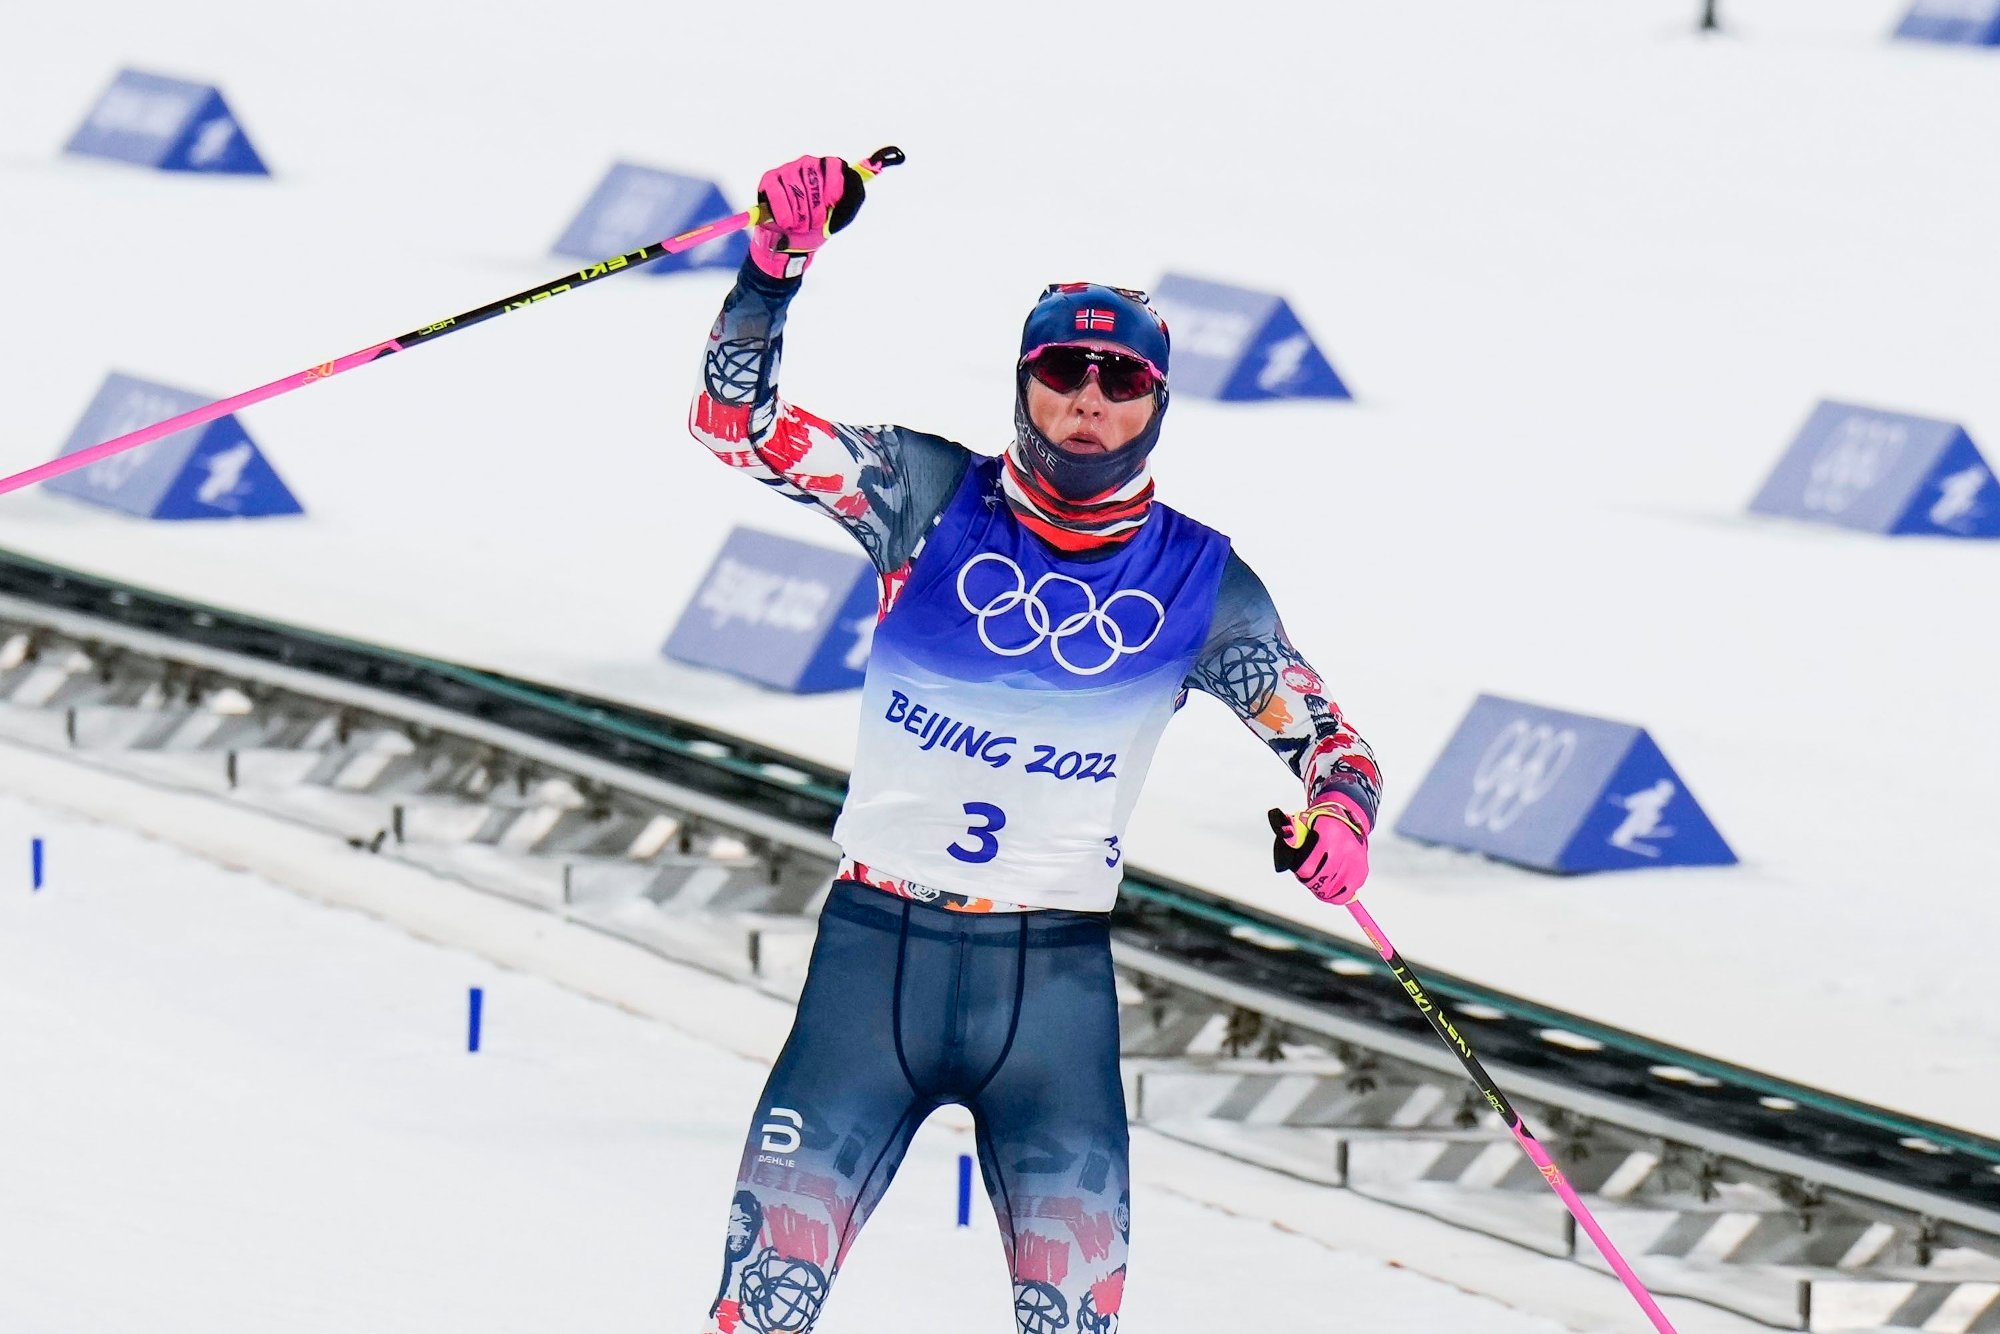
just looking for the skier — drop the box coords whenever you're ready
[689,155,1382,1334]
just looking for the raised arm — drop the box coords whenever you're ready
[1187,555,1382,819]
[686,156,967,578]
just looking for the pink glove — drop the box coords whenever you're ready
[1267,794,1371,906]
[750,155,859,280]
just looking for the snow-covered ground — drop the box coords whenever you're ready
[3,0,1998,1135]
[0,761,1766,1333]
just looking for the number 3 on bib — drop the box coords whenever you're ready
[947,802,1007,864]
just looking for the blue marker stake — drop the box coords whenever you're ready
[956,1153,973,1227]
[31,837,44,891]
[467,987,484,1053]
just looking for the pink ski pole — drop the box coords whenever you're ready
[0,147,906,500]
[1354,895,1679,1331]
[1269,808,1678,1330]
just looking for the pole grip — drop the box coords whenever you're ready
[1267,807,1311,873]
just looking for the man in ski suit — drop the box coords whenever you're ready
[689,155,1381,1334]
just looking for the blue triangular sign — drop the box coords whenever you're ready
[158,88,269,174]
[1216,300,1351,402]
[1558,732,1737,872]
[1895,0,2000,44]
[64,71,270,175]
[1748,401,1997,539]
[1149,273,1352,403]
[796,575,883,691]
[1891,431,2000,536]
[662,527,874,693]
[46,372,303,521]
[1396,694,1735,875]
[153,417,302,518]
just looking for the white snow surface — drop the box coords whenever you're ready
[2,0,1997,1134]
[0,755,1762,1333]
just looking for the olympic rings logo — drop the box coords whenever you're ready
[1804,416,1907,515]
[955,553,1165,677]
[1463,720,1577,832]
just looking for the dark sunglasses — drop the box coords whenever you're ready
[1023,345,1162,403]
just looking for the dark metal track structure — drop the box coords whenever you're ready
[2,544,1994,1219]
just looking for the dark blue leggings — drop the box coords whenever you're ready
[708,882,1130,1334]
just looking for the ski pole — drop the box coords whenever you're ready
[0,146,907,500]
[1350,900,1679,1331]
[1269,812,1679,1332]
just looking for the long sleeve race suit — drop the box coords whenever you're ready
[688,263,1383,892]
[689,260,1383,1334]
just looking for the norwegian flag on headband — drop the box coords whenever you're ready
[1074,308,1117,332]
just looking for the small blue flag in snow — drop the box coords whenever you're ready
[63,69,269,175]
[468,987,484,1053]
[1749,401,1999,539]
[1894,0,2000,44]
[31,838,45,892]
[552,163,748,275]
[1396,695,1736,874]
[1147,274,1350,402]
[46,372,303,521]
[663,528,878,694]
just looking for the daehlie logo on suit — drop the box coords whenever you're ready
[759,1107,803,1154]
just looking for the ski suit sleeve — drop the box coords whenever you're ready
[686,260,970,577]
[1184,553,1383,827]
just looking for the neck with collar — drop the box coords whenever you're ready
[1001,443,1155,554]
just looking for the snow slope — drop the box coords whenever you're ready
[0,758,1764,1333]
[2,0,1997,1132]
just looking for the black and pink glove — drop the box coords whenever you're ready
[749,154,866,280]
[1267,795,1371,906]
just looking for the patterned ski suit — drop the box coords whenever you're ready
[689,261,1380,1334]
